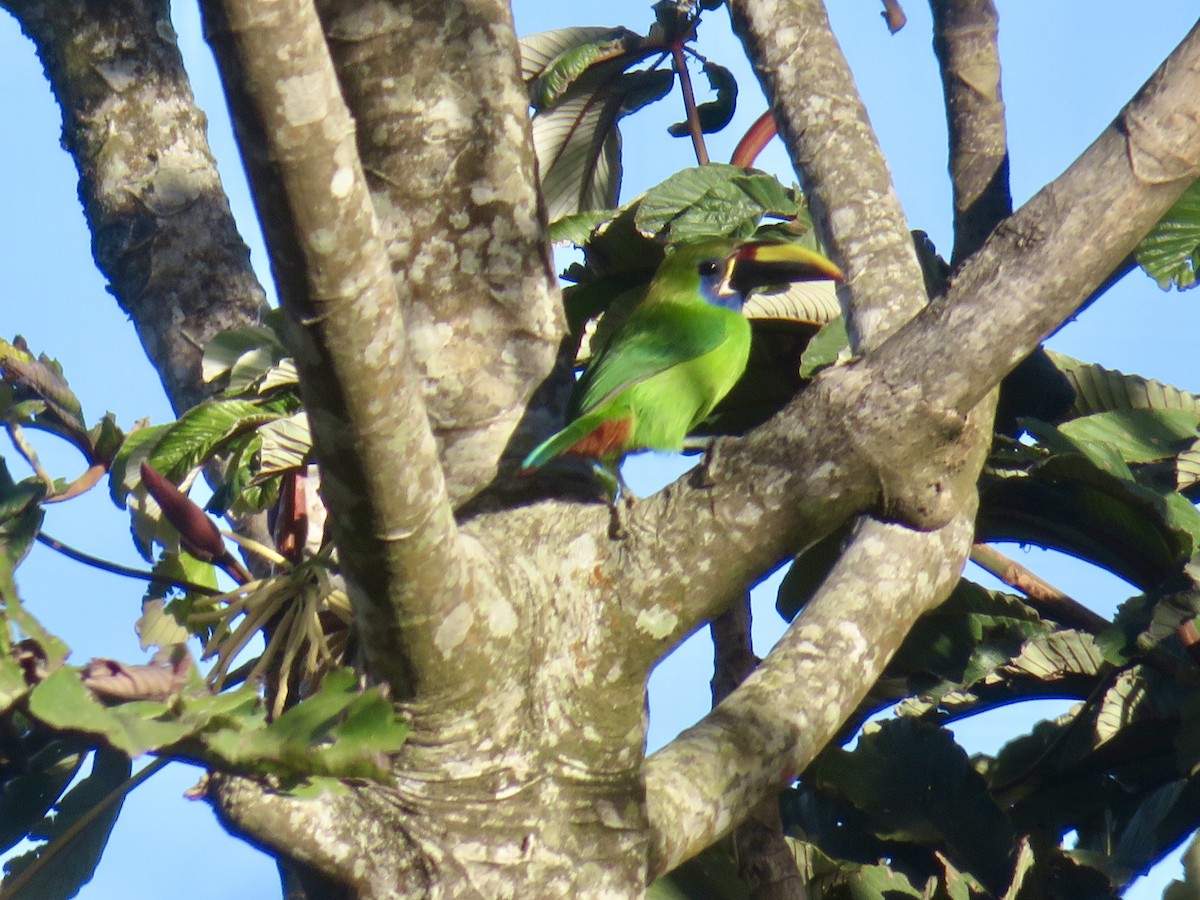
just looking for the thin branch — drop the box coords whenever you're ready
[672,42,711,165]
[200,0,486,698]
[35,532,222,596]
[969,543,1108,633]
[930,0,1011,264]
[645,512,976,875]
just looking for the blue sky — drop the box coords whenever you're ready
[1,2,1198,897]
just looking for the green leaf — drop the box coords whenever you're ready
[531,32,641,110]
[798,317,848,378]
[26,669,187,756]
[1002,629,1106,681]
[0,462,46,571]
[201,324,285,387]
[810,719,1018,894]
[519,26,636,86]
[147,398,289,482]
[135,598,192,650]
[1136,177,1200,291]
[107,423,168,507]
[1057,409,1200,465]
[257,411,312,477]
[634,164,803,242]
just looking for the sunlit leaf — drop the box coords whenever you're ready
[1136,177,1200,291]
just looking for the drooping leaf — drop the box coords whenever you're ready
[667,61,737,137]
[1136,177,1200,291]
[798,318,850,379]
[1048,351,1200,419]
[0,738,87,855]
[533,65,675,222]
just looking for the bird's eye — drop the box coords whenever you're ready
[697,259,720,278]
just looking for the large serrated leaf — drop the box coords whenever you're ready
[634,164,803,241]
[1136,177,1200,291]
[1048,351,1200,419]
[998,629,1106,681]
[147,398,287,482]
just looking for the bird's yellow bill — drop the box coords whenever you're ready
[728,241,843,295]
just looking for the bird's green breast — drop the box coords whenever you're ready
[618,306,751,453]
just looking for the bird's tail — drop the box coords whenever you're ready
[518,416,601,474]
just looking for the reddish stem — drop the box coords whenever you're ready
[730,110,777,168]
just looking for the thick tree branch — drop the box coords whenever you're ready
[730,0,928,350]
[199,0,489,698]
[874,19,1200,418]
[2,0,268,414]
[930,0,1011,265]
[315,0,565,505]
[644,511,976,875]
[598,16,1200,654]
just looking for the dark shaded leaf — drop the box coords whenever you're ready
[1,746,132,900]
[668,61,737,137]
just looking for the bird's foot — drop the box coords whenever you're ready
[692,437,722,489]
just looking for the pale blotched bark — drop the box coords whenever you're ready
[7,0,1200,896]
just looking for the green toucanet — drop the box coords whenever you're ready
[520,238,843,490]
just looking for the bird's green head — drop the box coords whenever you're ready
[653,238,843,312]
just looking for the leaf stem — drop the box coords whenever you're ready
[671,42,709,165]
[35,532,222,596]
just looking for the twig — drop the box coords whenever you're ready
[671,42,710,165]
[730,110,777,168]
[35,532,222,596]
[969,543,1108,633]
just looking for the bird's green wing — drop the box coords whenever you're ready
[572,302,731,416]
